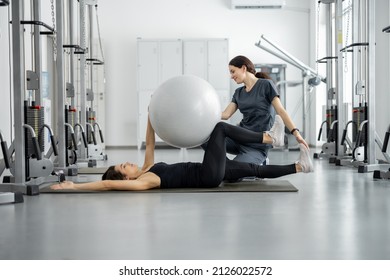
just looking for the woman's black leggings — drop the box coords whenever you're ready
[199,122,296,187]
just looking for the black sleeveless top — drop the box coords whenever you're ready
[148,162,202,188]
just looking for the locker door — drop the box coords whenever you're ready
[137,40,159,148]
[208,39,229,90]
[138,90,153,148]
[137,41,159,91]
[183,40,207,80]
[160,40,183,83]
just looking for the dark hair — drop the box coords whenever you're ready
[102,165,125,180]
[256,71,272,80]
[229,55,272,80]
[229,55,256,74]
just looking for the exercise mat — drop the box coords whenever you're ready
[39,180,298,193]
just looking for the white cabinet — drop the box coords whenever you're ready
[207,40,230,90]
[160,41,183,82]
[137,38,229,149]
[183,40,207,79]
[137,40,160,90]
[137,39,183,149]
[183,39,230,109]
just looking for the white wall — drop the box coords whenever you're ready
[98,0,313,147]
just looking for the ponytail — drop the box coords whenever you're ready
[255,72,272,80]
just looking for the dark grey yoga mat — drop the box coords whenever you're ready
[39,180,298,193]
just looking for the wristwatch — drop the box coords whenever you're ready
[291,128,299,134]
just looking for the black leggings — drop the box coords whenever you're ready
[199,122,296,187]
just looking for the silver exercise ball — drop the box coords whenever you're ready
[149,75,221,148]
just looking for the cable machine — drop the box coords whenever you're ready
[63,0,85,169]
[0,0,23,204]
[313,0,342,161]
[73,0,106,170]
[85,1,106,165]
[0,0,107,199]
[333,0,390,173]
[0,0,74,196]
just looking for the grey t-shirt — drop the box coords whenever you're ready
[232,78,279,148]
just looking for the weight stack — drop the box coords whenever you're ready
[352,106,367,145]
[25,103,45,158]
[87,109,96,144]
[65,106,77,147]
[326,106,337,141]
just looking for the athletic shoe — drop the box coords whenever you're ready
[267,115,285,147]
[296,143,314,173]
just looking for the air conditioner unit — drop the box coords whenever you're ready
[231,0,286,9]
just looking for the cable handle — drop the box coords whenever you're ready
[317,120,327,141]
[50,135,58,156]
[317,127,323,141]
[91,131,97,145]
[23,124,42,160]
[0,131,10,168]
[93,123,104,143]
[70,133,78,151]
[382,126,390,153]
[31,137,42,160]
[341,121,357,146]
[355,131,362,148]
[98,129,104,143]
[1,140,10,169]
[81,132,88,148]
[355,120,369,148]
[65,123,77,151]
[327,120,338,143]
[74,123,87,148]
[86,123,97,145]
[41,124,57,156]
[341,129,348,146]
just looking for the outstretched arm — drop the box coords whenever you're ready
[271,97,309,149]
[51,177,158,191]
[141,115,155,171]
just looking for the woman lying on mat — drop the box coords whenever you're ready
[51,115,313,191]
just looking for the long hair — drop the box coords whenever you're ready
[229,55,272,80]
[102,166,125,180]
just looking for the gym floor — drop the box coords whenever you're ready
[1,147,390,260]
